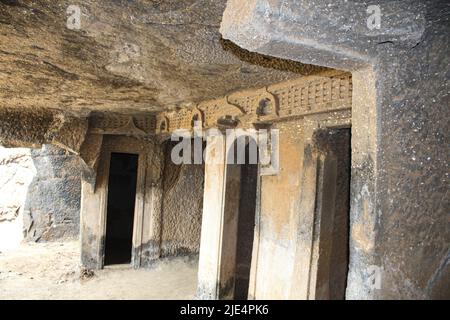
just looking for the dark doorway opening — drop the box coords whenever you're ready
[104,152,138,266]
[233,144,259,300]
[327,128,351,300]
[220,139,259,299]
[313,127,351,300]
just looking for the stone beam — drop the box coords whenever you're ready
[220,0,426,70]
[0,108,88,154]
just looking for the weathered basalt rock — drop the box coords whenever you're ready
[23,145,82,242]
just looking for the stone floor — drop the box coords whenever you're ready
[0,241,198,300]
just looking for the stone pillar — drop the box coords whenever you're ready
[139,142,164,267]
[80,178,103,269]
[196,133,227,299]
[80,150,109,270]
[79,134,105,270]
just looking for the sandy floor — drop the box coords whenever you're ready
[0,241,198,300]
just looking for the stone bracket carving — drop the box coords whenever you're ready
[79,134,104,188]
[46,114,89,154]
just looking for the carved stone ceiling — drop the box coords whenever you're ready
[0,0,326,115]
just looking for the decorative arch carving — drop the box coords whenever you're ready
[256,88,279,117]
[156,114,169,133]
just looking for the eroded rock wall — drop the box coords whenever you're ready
[160,141,204,258]
[23,145,82,242]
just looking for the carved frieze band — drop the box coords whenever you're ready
[89,113,156,136]
[158,71,352,133]
[88,71,352,136]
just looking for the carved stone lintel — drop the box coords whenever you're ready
[154,71,352,134]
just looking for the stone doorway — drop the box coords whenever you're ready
[219,139,259,300]
[311,128,351,300]
[233,144,259,300]
[104,153,139,266]
[288,125,352,300]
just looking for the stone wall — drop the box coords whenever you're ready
[23,145,82,242]
[0,144,82,248]
[160,141,204,258]
[251,121,305,299]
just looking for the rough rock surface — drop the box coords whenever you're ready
[0,108,88,153]
[0,146,35,250]
[23,145,82,242]
[0,0,325,114]
[160,141,204,257]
